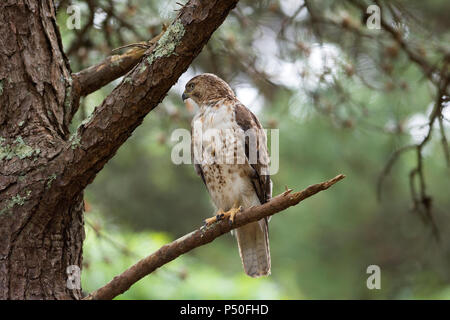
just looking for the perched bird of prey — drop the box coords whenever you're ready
[182,73,272,277]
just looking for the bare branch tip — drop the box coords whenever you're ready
[282,186,293,196]
[323,174,346,188]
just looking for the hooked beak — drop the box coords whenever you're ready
[182,92,189,101]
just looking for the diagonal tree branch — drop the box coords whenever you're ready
[54,0,240,199]
[84,174,346,300]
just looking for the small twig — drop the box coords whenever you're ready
[283,185,293,196]
[111,43,151,53]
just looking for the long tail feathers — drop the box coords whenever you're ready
[235,219,271,277]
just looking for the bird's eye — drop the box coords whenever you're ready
[188,83,195,90]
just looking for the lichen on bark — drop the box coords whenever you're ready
[0,190,32,216]
[145,20,186,67]
[46,174,58,189]
[69,132,81,149]
[0,136,41,160]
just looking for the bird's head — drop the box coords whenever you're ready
[182,73,235,106]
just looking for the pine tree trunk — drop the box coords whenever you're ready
[0,0,83,299]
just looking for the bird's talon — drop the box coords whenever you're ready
[203,215,219,227]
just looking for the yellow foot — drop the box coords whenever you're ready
[203,209,225,227]
[203,206,242,227]
[223,206,242,225]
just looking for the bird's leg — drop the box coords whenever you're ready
[203,202,242,227]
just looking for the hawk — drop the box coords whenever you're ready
[182,73,272,277]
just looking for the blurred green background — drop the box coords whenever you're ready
[56,0,450,299]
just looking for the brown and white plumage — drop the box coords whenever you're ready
[183,73,272,277]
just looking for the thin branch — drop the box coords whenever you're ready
[438,115,450,167]
[377,74,448,240]
[376,144,416,200]
[304,0,323,42]
[84,174,346,300]
[278,2,306,38]
[409,74,449,240]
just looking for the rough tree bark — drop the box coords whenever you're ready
[0,0,239,300]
